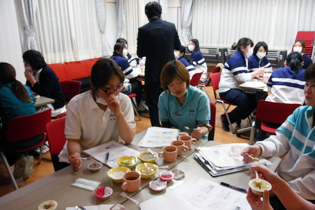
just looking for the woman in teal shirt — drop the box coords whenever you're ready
[158,60,211,139]
[0,62,41,179]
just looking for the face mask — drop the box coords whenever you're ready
[25,67,32,71]
[96,96,107,105]
[170,88,187,97]
[244,48,253,58]
[123,49,128,57]
[293,46,302,53]
[188,45,195,52]
[256,52,266,60]
[174,52,180,60]
[125,44,128,48]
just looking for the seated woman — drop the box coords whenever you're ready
[188,39,208,82]
[266,52,305,104]
[116,38,138,67]
[112,43,143,105]
[158,60,211,140]
[23,50,66,117]
[248,41,272,73]
[219,37,265,131]
[59,58,136,171]
[254,52,306,141]
[0,62,41,179]
[293,39,313,69]
[175,46,195,80]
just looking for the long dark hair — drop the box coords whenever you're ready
[189,39,200,54]
[286,52,303,74]
[0,62,32,103]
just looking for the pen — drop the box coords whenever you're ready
[105,151,109,165]
[220,182,247,193]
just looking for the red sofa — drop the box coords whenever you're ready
[48,58,99,92]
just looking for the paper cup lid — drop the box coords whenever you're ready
[149,180,167,191]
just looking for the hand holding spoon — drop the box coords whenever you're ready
[248,154,259,162]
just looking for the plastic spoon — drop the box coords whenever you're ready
[248,154,259,162]
[255,171,262,184]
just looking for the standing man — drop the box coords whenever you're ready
[137,1,181,126]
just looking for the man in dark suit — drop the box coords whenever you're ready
[137,1,181,126]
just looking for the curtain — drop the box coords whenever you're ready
[180,0,194,46]
[191,0,315,53]
[20,0,39,51]
[125,0,151,55]
[95,0,112,57]
[159,0,168,20]
[33,0,102,64]
[116,0,126,39]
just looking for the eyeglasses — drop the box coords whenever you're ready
[100,85,124,95]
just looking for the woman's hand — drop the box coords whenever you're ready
[247,189,273,210]
[68,152,82,171]
[241,145,262,163]
[106,94,122,116]
[191,127,202,139]
[251,68,265,79]
[24,70,36,85]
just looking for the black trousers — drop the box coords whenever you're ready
[145,80,163,127]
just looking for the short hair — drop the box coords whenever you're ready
[179,46,186,56]
[253,41,268,56]
[22,50,47,70]
[116,38,127,45]
[295,39,306,50]
[304,63,315,81]
[145,1,162,20]
[189,39,200,54]
[90,58,125,97]
[113,43,125,55]
[160,60,190,91]
[235,37,254,51]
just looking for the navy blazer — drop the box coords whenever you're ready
[26,66,65,109]
[137,18,181,82]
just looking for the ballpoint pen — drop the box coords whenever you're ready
[105,151,109,165]
[220,182,247,193]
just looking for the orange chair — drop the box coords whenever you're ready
[128,93,141,121]
[208,102,216,140]
[249,100,300,145]
[210,72,239,133]
[0,109,51,190]
[46,118,69,171]
[190,72,212,102]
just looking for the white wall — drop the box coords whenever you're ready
[0,0,25,83]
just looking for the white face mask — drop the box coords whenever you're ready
[25,67,32,71]
[244,48,253,58]
[188,45,195,52]
[122,49,128,57]
[170,88,187,97]
[96,96,107,105]
[293,46,302,53]
[256,52,266,60]
[174,52,180,60]
[125,44,128,48]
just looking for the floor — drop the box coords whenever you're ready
[0,86,252,198]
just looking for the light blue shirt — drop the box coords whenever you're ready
[158,85,210,139]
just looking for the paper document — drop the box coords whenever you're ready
[138,127,179,148]
[139,192,200,210]
[182,178,251,210]
[71,178,100,191]
[199,143,270,168]
[83,141,140,168]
